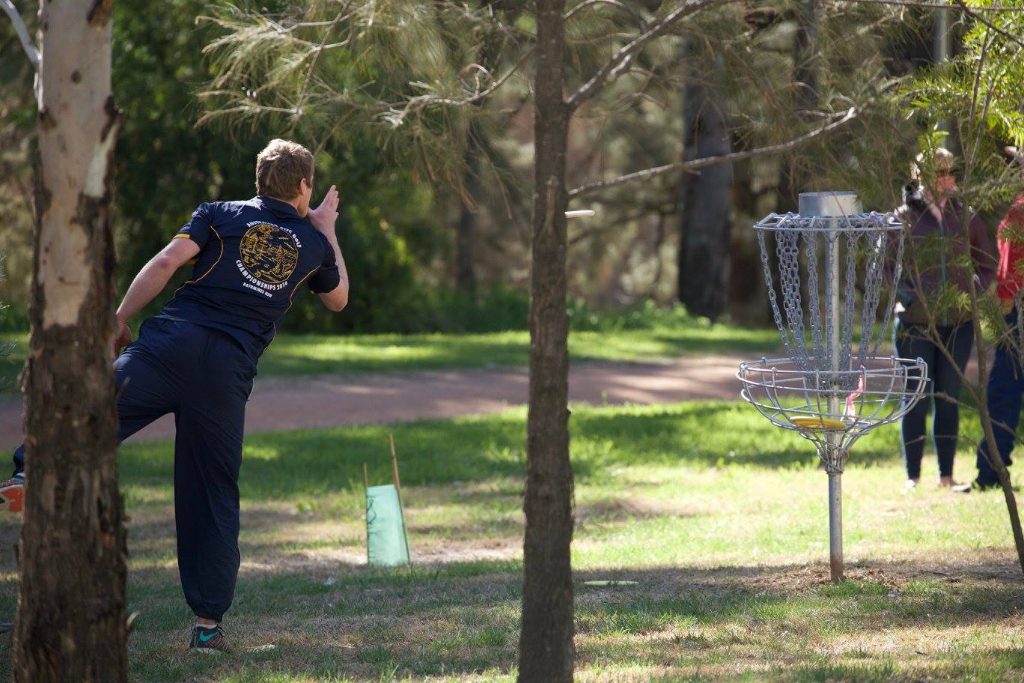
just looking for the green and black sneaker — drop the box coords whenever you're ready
[188,624,228,654]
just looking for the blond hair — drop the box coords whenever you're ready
[911,147,955,182]
[255,139,314,200]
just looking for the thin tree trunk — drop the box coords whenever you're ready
[793,0,821,113]
[518,0,573,680]
[15,1,126,680]
[969,299,1024,574]
[977,386,1024,575]
[777,0,821,210]
[455,123,481,295]
[678,48,733,322]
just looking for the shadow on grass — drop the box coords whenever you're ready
[0,501,1015,683]
[0,543,1020,682]
[115,402,903,504]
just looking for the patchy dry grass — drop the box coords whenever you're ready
[0,402,1022,681]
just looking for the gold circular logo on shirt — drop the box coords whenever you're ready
[239,223,299,285]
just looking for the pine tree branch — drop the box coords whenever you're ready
[295,2,354,117]
[1,0,38,70]
[568,0,737,109]
[953,0,1024,50]
[568,107,858,198]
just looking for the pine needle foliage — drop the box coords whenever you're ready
[199,0,531,188]
[906,0,1024,211]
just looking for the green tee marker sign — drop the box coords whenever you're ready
[364,434,411,567]
[365,484,410,567]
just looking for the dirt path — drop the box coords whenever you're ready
[0,355,748,446]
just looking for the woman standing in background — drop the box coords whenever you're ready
[895,148,996,491]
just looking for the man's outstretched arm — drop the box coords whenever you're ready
[113,238,200,352]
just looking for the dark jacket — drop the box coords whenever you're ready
[895,185,996,325]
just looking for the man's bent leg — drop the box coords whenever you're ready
[3,346,178,511]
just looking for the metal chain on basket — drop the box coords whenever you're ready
[804,229,824,370]
[841,230,858,378]
[874,214,904,360]
[756,211,905,371]
[858,219,888,367]
[778,227,811,369]
[757,227,796,362]
[821,226,836,376]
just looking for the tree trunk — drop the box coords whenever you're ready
[777,0,821,210]
[455,123,481,295]
[976,382,1024,575]
[518,0,573,680]
[793,0,821,113]
[678,48,733,322]
[454,1,522,296]
[15,1,127,681]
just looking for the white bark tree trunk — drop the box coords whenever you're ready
[15,1,126,680]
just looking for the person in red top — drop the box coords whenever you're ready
[956,146,1024,492]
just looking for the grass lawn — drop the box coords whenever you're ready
[0,319,780,390]
[1,402,1022,681]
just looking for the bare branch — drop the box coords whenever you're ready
[381,48,533,127]
[1,0,38,70]
[568,0,738,109]
[565,0,646,24]
[568,107,858,198]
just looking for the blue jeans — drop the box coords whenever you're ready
[895,321,974,480]
[976,309,1021,485]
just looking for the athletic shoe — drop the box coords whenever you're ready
[952,478,1001,493]
[0,474,25,513]
[188,624,228,654]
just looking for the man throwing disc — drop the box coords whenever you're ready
[0,139,348,653]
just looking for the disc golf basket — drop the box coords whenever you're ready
[737,192,928,582]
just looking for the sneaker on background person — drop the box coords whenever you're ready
[0,473,24,513]
[952,477,1003,493]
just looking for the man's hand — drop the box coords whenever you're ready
[307,185,339,234]
[114,319,132,356]
[113,237,199,356]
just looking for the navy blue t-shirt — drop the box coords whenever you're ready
[156,196,341,363]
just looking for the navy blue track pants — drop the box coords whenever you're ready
[975,309,1021,485]
[14,318,255,622]
[895,320,974,480]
